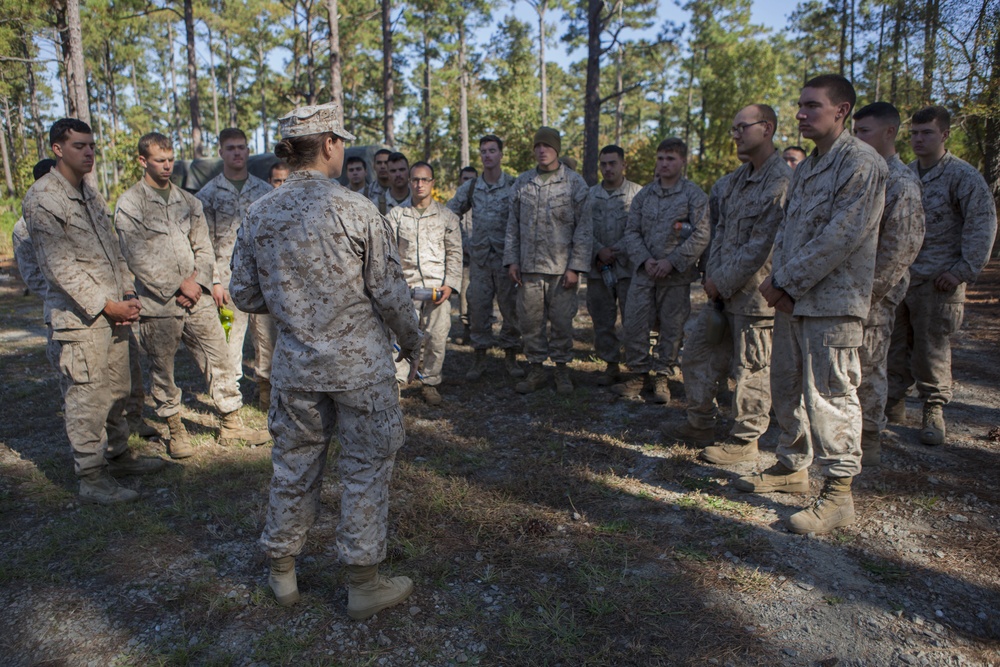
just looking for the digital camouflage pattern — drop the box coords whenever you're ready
[12,217,49,299]
[518,273,579,364]
[707,150,790,316]
[503,164,592,275]
[196,173,273,290]
[771,130,887,318]
[229,170,421,392]
[387,201,464,294]
[447,173,520,350]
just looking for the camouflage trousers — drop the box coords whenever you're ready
[623,280,690,375]
[858,298,897,434]
[395,298,450,387]
[518,273,579,364]
[53,325,131,477]
[772,313,863,478]
[259,379,405,565]
[887,280,965,407]
[138,299,243,418]
[229,306,277,382]
[468,257,520,350]
[586,276,630,364]
[126,325,146,419]
[682,307,772,442]
[460,264,470,327]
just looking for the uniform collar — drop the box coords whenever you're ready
[48,168,94,204]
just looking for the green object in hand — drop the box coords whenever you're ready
[219,306,234,343]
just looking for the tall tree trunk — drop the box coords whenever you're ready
[381,0,395,146]
[65,0,90,125]
[889,0,904,104]
[102,42,120,188]
[305,0,317,105]
[207,23,221,138]
[94,107,110,198]
[982,21,1000,214]
[0,97,15,197]
[838,0,847,76]
[185,0,204,157]
[131,60,142,108]
[422,22,431,161]
[327,0,343,117]
[224,32,237,126]
[874,9,885,101]
[458,23,470,169]
[614,44,624,146]
[22,33,46,159]
[257,38,268,153]
[849,0,855,81]
[168,22,184,156]
[538,5,548,126]
[582,0,602,185]
[922,0,939,103]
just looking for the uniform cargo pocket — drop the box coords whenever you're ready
[819,322,862,397]
[58,341,92,384]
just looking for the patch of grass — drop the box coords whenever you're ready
[724,565,772,593]
[912,494,940,511]
[593,518,631,534]
[861,559,910,583]
[673,546,711,562]
[823,595,844,605]
[252,628,317,666]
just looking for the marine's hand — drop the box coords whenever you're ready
[934,271,961,292]
[508,264,522,287]
[104,298,142,324]
[433,285,453,304]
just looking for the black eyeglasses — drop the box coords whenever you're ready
[730,120,768,137]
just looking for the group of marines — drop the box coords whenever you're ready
[11,71,997,617]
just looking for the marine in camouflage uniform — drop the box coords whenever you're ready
[736,76,888,535]
[672,107,790,462]
[195,131,276,402]
[447,135,522,379]
[230,103,421,616]
[504,127,591,394]
[25,119,163,504]
[584,146,641,385]
[851,102,926,465]
[115,133,253,457]
[617,138,710,403]
[387,168,463,403]
[886,106,997,446]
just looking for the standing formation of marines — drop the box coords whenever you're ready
[14,70,997,620]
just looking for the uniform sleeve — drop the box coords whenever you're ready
[950,169,998,284]
[666,188,710,273]
[446,179,473,217]
[28,198,110,319]
[114,196,180,301]
[12,219,49,297]
[772,155,887,300]
[196,186,226,285]
[871,175,925,303]
[713,177,787,299]
[503,183,522,267]
[443,210,464,292]
[624,188,652,269]
[582,193,602,262]
[364,214,422,353]
[229,212,267,314]
[568,176,593,273]
[187,197,217,291]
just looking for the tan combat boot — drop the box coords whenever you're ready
[861,429,881,467]
[257,377,272,413]
[166,414,195,459]
[661,420,714,446]
[346,564,414,620]
[79,468,139,505]
[884,397,906,424]
[554,363,573,395]
[734,462,810,494]
[220,411,272,447]
[127,413,160,438]
[610,373,644,397]
[465,349,488,381]
[700,438,759,465]
[269,556,301,606]
[515,363,548,394]
[787,476,856,534]
[596,362,619,387]
[919,404,945,446]
[421,385,443,406]
[504,349,525,378]
[107,447,166,477]
[651,375,671,404]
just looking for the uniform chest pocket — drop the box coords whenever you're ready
[216,199,238,218]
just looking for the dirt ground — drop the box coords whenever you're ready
[1,256,999,667]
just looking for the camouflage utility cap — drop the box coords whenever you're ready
[279,102,356,141]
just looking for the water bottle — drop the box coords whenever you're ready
[673,220,694,239]
[411,287,441,301]
[218,306,234,342]
[600,264,617,289]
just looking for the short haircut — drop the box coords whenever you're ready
[269,160,290,178]
[218,128,247,145]
[803,74,857,113]
[49,118,92,146]
[479,134,504,152]
[33,159,56,181]
[911,105,951,131]
[784,146,807,156]
[853,101,901,128]
[387,151,409,166]
[460,166,478,176]
[749,104,778,132]
[599,145,625,160]
[656,138,688,159]
[345,155,367,170]
[410,161,434,178]
[138,132,173,158]
[374,148,392,159]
